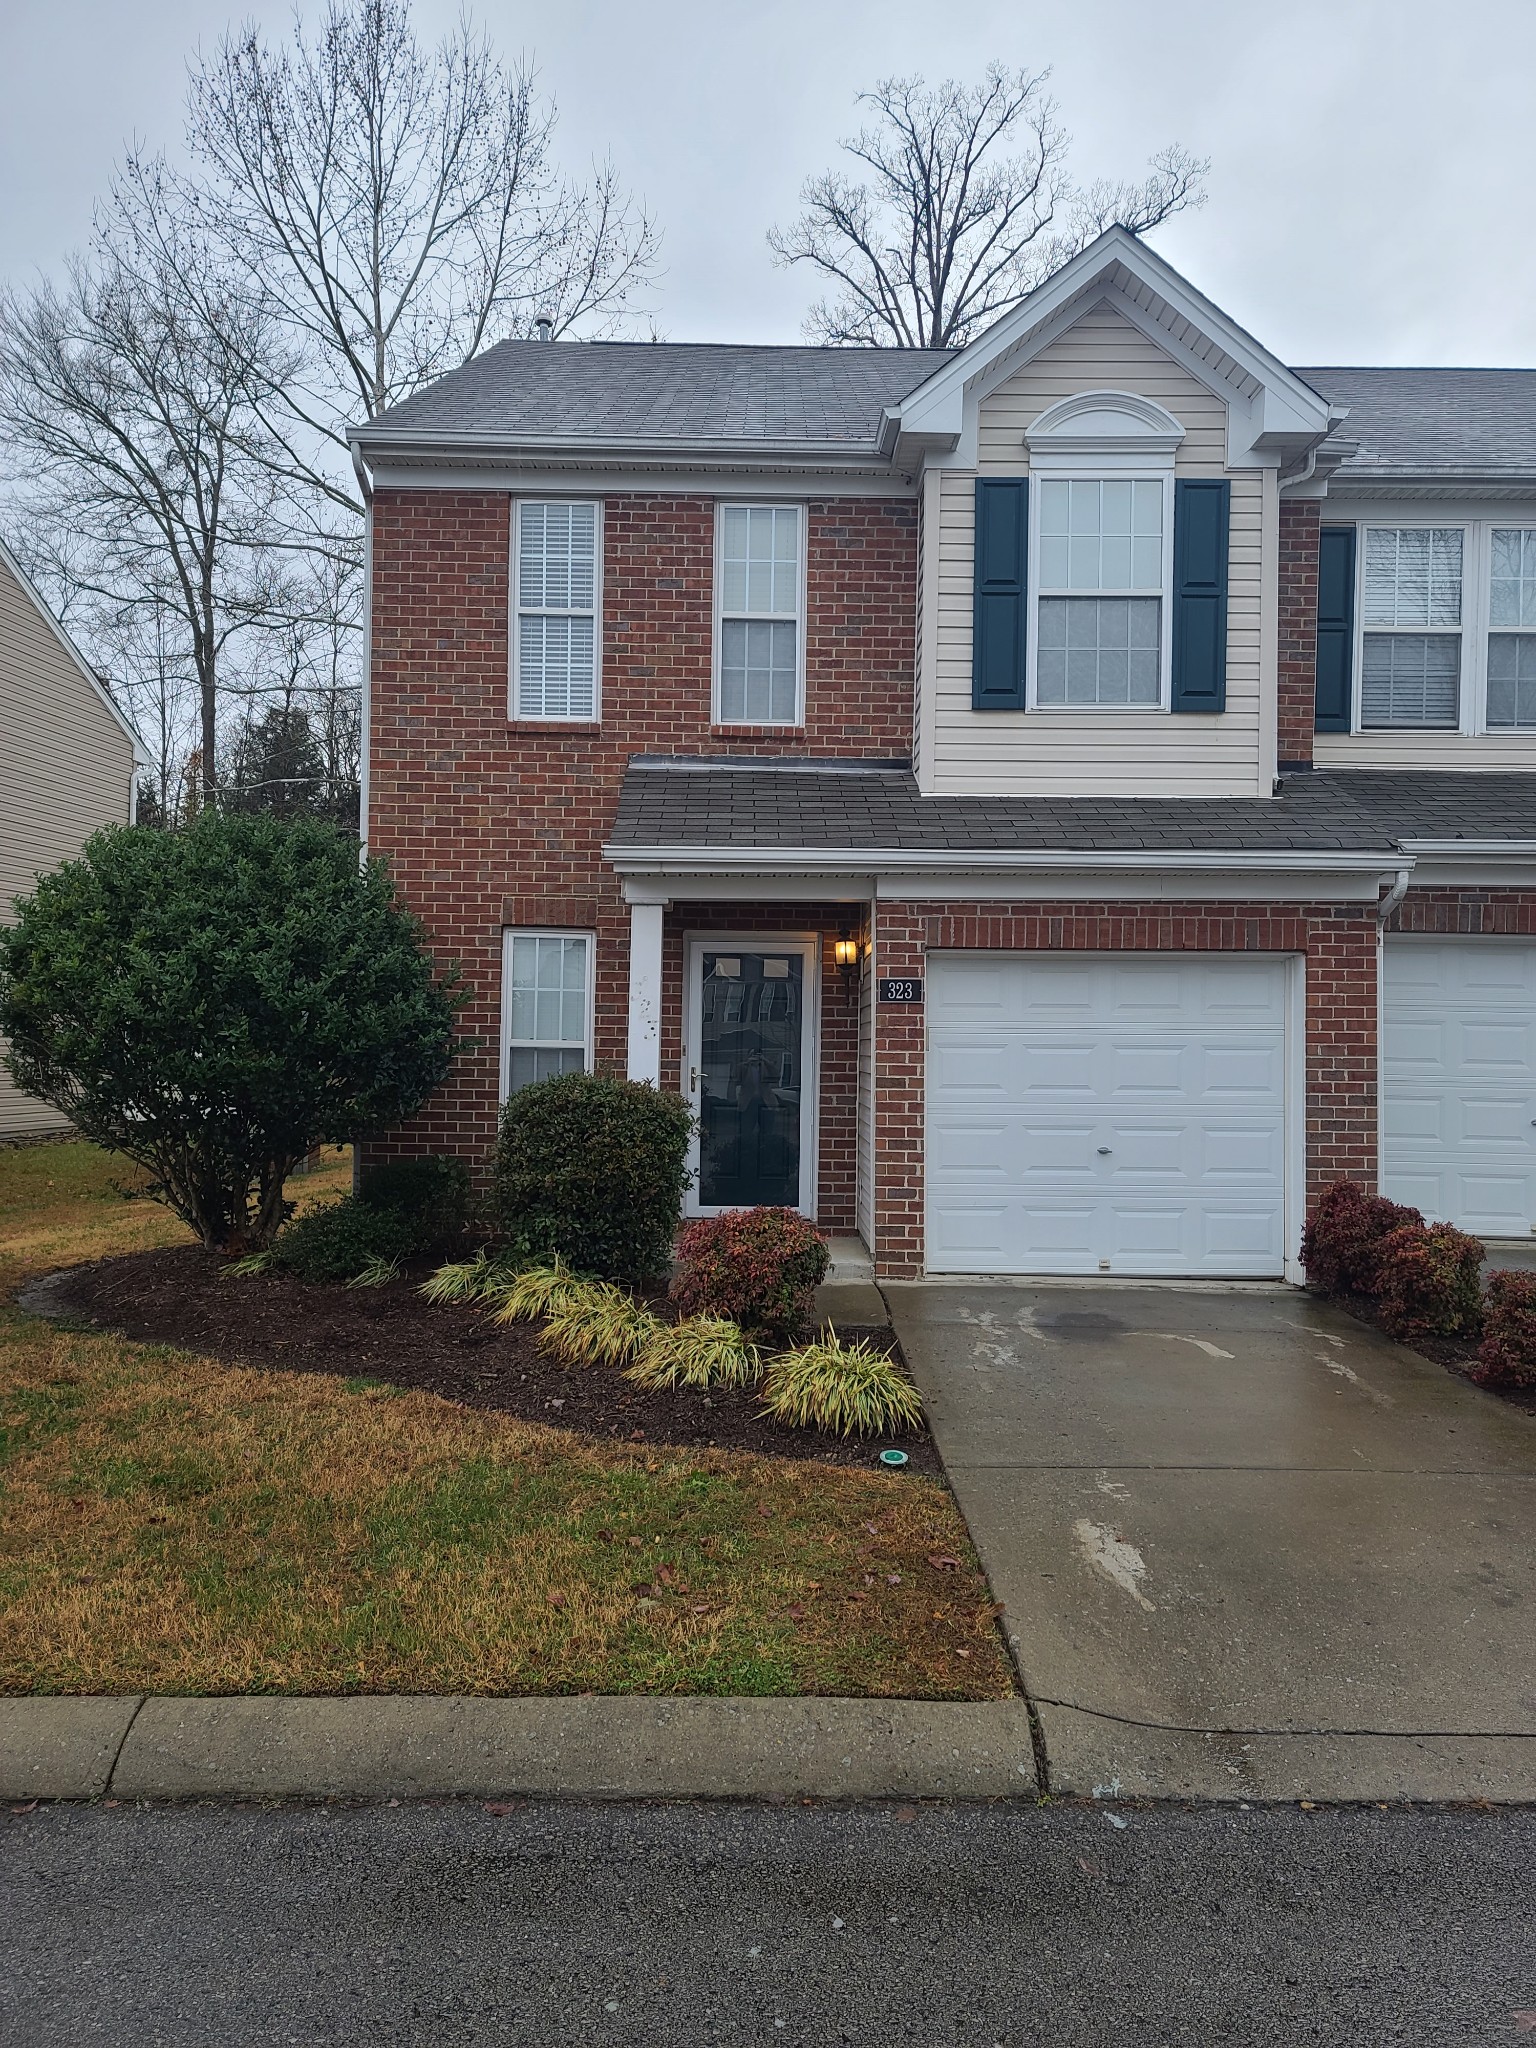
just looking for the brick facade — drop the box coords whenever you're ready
[1387,890,1536,935]
[365,486,915,1192]
[1277,497,1321,770]
[869,899,1381,1279]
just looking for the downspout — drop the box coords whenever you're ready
[1374,862,1413,1197]
[352,441,374,863]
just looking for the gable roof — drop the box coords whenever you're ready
[1299,367,1536,481]
[0,535,147,764]
[353,340,954,457]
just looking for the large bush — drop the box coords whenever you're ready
[670,1207,830,1337]
[1373,1221,1484,1346]
[493,1070,694,1288]
[359,1153,472,1251]
[1474,1269,1536,1389]
[0,813,460,1251]
[273,1153,472,1285]
[1301,1180,1423,1297]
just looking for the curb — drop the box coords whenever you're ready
[0,1696,1039,1803]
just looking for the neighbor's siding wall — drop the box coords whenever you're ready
[1313,730,1536,772]
[0,553,136,1138]
[924,302,1268,798]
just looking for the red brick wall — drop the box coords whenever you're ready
[1388,889,1536,935]
[869,900,1380,1278]
[365,487,915,1184]
[1277,498,1320,770]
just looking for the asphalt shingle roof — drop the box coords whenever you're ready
[609,760,1536,858]
[360,340,956,446]
[1299,367,1536,476]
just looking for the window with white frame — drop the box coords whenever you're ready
[1488,528,1536,728]
[514,501,598,720]
[716,504,802,724]
[1035,478,1166,706]
[1360,526,1463,728]
[503,931,592,1095]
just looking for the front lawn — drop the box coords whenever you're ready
[0,1142,1014,1700]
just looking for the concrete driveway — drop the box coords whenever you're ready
[884,1282,1536,1802]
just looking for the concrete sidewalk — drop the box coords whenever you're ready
[886,1280,1536,1804]
[0,1696,1038,1803]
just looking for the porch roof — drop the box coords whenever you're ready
[609,759,1536,862]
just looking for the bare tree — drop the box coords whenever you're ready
[0,157,291,806]
[769,65,1208,349]
[185,0,659,518]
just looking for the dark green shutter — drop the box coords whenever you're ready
[1170,478,1230,714]
[972,478,1028,710]
[1314,525,1356,732]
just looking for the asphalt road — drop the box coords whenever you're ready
[4,1798,1533,2045]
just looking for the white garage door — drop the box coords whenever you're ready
[926,953,1290,1277]
[1383,938,1536,1238]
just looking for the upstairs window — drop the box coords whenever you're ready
[514,501,599,720]
[1035,478,1165,707]
[1360,526,1462,728]
[716,504,802,725]
[1487,528,1536,728]
[502,931,592,1096]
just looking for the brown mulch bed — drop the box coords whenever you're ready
[46,1247,942,1474]
[1326,1285,1536,1417]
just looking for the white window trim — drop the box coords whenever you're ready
[499,928,595,1104]
[680,931,821,1220]
[1024,468,1177,712]
[1342,513,1536,738]
[712,502,808,728]
[510,498,603,724]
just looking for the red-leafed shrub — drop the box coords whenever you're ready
[1473,1269,1536,1388]
[670,1208,830,1337]
[1372,1221,1484,1346]
[1301,1180,1423,1297]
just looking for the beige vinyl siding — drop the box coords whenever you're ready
[0,551,136,1138]
[926,301,1267,797]
[1315,730,1536,771]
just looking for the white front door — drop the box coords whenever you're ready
[683,936,818,1217]
[925,953,1291,1276]
[1383,937,1536,1237]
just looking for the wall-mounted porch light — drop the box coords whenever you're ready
[834,929,861,1005]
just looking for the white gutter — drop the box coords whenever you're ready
[1376,865,1413,922]
[1398,839,1536,857]
[604,843,1406,878]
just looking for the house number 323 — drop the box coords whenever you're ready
[878,978,923,1003]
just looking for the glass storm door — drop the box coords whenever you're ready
[692,947,808,1211]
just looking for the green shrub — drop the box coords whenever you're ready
[1475,1269,1536,1389]
[759,1331,924,1438]
[270,1197,416,1285]
[624,1315,762,1392]
[1301,1180,1424,1296]
[360,1153,471,1251]
[1373,1221,1484,1345]
[670,1208,830,1337]
[0,812,461,1251]
[493,1071,694,1288]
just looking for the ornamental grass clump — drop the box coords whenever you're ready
[540,1283,664,1369]
[759,1331,924,1438]
[488,1257,587,1325]
[624,1315,762,1392]
[420,1246,524,1306]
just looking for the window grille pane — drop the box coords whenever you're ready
[1360,633,1460,727]
[517,616,595,719]
[519,501,596,611]
[508,1046,585,1093]
[1487,633,1536,727]
[721,505,799,615]
[1037,597,1161,705]
[1362,528,1462,628]
[1038,478,1162,592]
[719,618,797,723]
[1491,530,1536,629]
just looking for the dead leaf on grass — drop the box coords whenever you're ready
[926,1555,962,1572]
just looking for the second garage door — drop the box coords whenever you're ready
[926,953,1290,1277]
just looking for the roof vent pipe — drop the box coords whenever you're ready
[535,315,553,343]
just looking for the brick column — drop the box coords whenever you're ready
[1277,498,1321,770]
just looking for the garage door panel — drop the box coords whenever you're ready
[926,954,1289,1277]
[1383,940,1536,1237]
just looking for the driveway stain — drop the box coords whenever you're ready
[1073,1518,1156,1612]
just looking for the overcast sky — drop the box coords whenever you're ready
[5,0,1535,366]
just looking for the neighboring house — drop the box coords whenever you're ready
[0,537,146,1139]
[349,226,1536,1283]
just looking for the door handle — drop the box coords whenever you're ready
[1097,1147,1112,1156]
[690,1067,700,1094]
